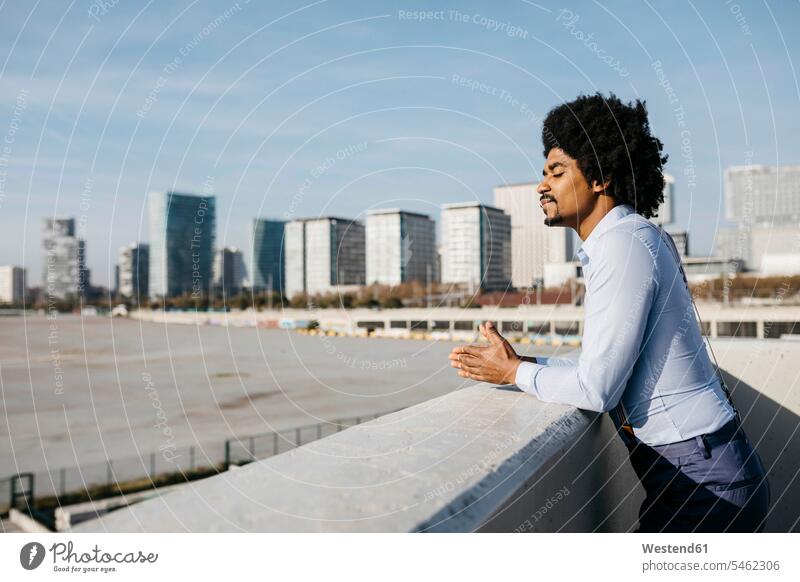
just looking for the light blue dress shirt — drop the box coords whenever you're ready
[514,203,735,446]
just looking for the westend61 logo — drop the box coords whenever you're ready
[19,541,158,573]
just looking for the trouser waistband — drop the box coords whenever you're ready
[620,416,743,458]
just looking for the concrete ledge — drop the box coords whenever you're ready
[71,338,799,532]
[72,383,631,532]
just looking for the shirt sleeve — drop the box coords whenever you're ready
[534,351,581,368]
[514,231,658,413]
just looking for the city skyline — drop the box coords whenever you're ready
[1,2,798,286]
[6,162,799,301]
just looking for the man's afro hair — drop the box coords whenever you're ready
[542,92,669,219]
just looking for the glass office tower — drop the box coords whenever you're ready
[252,218,285,293]
[149,191,216,299]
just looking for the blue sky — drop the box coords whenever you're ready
[1,0,798,287]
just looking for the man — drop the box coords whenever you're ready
[449,93,770,533]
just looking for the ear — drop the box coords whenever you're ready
[591,177,611,194]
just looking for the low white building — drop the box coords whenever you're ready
[543,261,582,289]
[682,256,744,283]
[760,254,800,276]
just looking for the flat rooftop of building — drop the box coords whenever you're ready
[440,201,504,212]
[365,208,432,219]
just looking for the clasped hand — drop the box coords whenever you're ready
[448,321,527,385]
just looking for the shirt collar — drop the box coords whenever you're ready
[576,203,635,265]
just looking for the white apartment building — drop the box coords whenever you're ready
[285,217,366,297]
[366,209,437,286]
[441,202,511,292]
[0,266,26,304]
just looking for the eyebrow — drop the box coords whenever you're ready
[542,161,566,175]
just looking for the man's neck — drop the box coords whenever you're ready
[576,195,619,241]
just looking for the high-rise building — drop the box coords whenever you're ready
[284,220,307,299]
[667,230,689,257]
[748,225,800,273]
[714,226,750,264]
[252,218,285,293]
[366,209,437,286]
[0,266,26,304]
[118,243,149,302]
[716,223,800,275]
[441,202,511,292]
[493,184,573,289]
[148,191,216,299]
[726,165,800,226]
[284,217,366,297]
[213,246,247,296]
[650,173,675,226]
[305,217,365,295]
[720,165,800,273]
[42,218,89,300]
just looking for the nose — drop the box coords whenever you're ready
[537,181,549,194]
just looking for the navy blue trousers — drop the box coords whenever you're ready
[621,418,770,532]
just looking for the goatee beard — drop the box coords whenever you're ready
[544,212,564,226]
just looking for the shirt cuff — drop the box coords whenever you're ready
[515,360,546,395]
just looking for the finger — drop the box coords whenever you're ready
[449,346,478,357]
[484,321,506,346]
[458,353,483,366]
[451,350,485,372]
[449,352,480,366]
[459,361,484,375]
[460,345,489,357]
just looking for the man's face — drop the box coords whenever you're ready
[537,147,596,229]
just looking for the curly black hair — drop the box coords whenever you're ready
[541,93,668,219]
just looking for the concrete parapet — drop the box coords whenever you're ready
[72,339,800,532]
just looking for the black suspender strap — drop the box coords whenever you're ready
[656,226,742,424]
[612,223,742,439]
